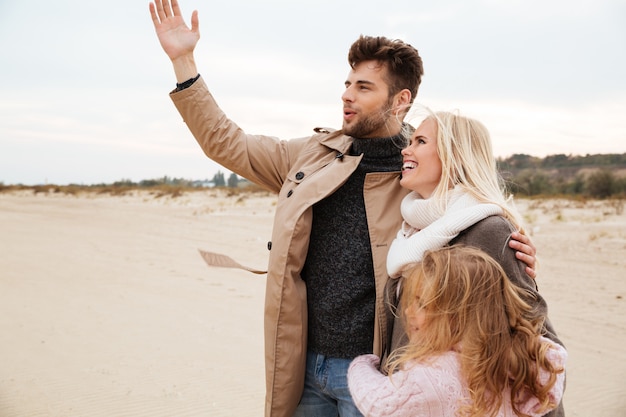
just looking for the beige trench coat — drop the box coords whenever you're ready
[171,78,409,417]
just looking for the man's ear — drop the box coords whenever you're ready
[393,89,412,116]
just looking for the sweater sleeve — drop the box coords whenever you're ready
[348,355,429,417]
[516,338,568,416]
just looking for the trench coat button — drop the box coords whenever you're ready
[295,171,304,180]
[287,190,293,197]
[267,241,272,250]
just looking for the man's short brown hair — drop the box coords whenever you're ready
[348,35,424,103]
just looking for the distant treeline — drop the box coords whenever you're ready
[124,171,260,190]
[0,172,262,197]
[106,171,245,189]
[498,153,626,198]
[2,154,625,199]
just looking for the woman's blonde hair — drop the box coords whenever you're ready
[407,107,524,231]
[387,245,563,417]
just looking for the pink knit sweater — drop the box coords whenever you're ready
[347,339,567,417]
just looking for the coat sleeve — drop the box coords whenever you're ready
[170,77,311,193]
[451,216,564,347]
[516,339,568,417]
[348,355,428,417]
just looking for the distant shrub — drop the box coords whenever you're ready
[586,169,615,199]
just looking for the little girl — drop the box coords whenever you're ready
[348,245,567,417]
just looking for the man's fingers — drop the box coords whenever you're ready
[509,237,536,257]
[152,0,164,22]
[514,242,534,257]
[190,9,199,32]
[511,230,530,246]
[516,251,537,279]
[149,3,159,26]
[151,0,184,29]
[162,0,170,17]
[171,0,182,17]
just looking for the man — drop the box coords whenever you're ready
[149,1,538,416]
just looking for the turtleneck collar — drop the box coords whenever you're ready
[349,132,406,159]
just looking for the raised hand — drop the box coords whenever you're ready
[149,0,199,63]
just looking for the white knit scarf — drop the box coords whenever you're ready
[386,187,503,278]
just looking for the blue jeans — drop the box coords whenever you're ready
[292,351,364,417]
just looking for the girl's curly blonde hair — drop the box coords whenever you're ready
[387,245,564,417]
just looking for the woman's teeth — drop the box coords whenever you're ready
[402,162,417,171]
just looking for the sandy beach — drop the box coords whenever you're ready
[1,190,625,417]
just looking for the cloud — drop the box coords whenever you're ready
[0,0,623,185]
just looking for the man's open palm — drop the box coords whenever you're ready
[149,0,199,61]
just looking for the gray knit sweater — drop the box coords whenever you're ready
[302,135,404,358]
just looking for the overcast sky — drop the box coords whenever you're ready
[1,0,624,185]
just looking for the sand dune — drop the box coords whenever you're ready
[1,191,625,416]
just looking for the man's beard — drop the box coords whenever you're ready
[343,97,395,139]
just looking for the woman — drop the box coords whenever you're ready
[379,109,565,416]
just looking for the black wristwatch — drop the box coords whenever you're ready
[175,74,201,91]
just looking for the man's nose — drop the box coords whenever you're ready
[342,87,354,103]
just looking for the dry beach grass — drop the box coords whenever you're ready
[0,190,625,416]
